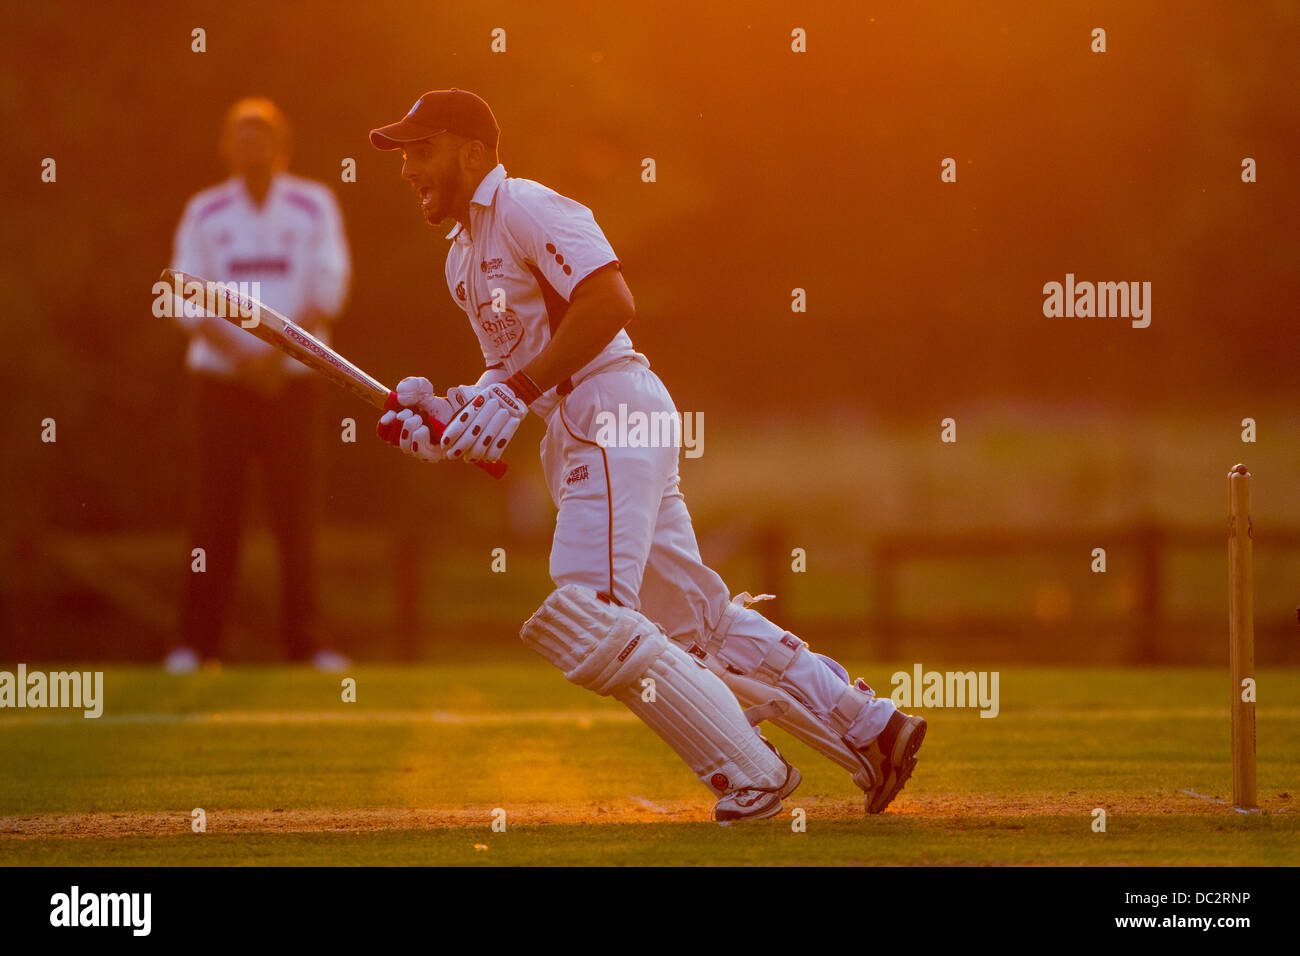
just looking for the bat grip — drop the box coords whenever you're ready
[383,391,508,479]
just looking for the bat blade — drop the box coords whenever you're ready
[159,268,506,478]
[160,268,389,409]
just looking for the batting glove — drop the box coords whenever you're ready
[376,376,474,463]
[440,372,541,464]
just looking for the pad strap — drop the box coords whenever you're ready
[826,682,874,737]
[702,591,774,658]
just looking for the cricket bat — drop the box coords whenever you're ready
[159,268,506,479]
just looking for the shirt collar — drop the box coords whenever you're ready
[445,164,507,240]
[235,172,285,208]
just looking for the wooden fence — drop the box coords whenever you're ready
[869,521,1300,661]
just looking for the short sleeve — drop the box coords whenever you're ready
[169,197,214,332]
[498,182,619,302]
[303,185,352,318]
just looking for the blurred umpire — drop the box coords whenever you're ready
[165,98,352,672]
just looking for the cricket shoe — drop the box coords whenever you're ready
[312,649,352,673]
[857,710,926,814]
[163,646,200,675]
[711,744,802,824]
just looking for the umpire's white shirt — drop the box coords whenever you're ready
[444,164,640,421]
[171,173,351,376]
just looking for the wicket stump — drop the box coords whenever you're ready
[1227,463,1256,808]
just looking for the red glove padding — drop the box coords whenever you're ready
[376,391,447,445]
[376,391,507,479]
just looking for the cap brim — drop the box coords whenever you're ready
[369,121,447,150]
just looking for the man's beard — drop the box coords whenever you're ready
[423,165,462,225]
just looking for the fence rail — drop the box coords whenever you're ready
[869,521,1300,661]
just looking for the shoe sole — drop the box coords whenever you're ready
[866,717,926,814]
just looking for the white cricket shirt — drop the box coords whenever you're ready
[170,172,351,376]
[444,164,640,420]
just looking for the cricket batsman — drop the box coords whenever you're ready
[370,89,925,821]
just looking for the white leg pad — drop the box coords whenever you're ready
[520,585,786,794]
[717,666,879,793]
[520,584,664,696]
[698,592,878,792]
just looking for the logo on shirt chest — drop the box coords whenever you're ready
[479,256,504,280]
[227,256,290,277]
[476,306,521,353]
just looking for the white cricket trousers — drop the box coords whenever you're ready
[539,357,894,746]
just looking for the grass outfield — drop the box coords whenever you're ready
[0,662,1297,865]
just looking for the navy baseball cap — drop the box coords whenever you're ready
[369,89,500,150]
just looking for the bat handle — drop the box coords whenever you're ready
[426,416,509,480]
[382,391,508,479]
